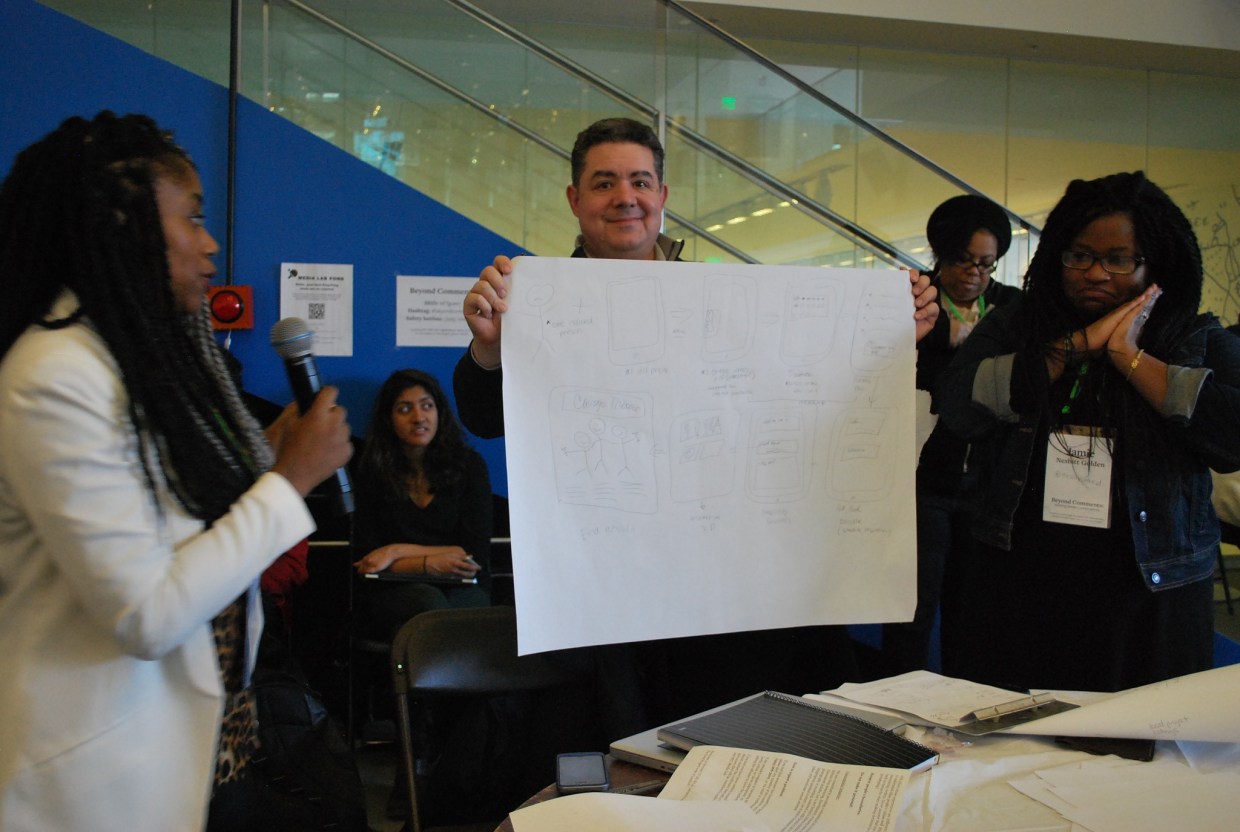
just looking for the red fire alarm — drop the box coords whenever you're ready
[208,285,254,330]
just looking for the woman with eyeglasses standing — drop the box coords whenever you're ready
[934,171,1240,692]
[879,195,1022,676]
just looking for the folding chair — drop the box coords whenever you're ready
[390,606,588,832]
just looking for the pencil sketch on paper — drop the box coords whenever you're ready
[851,282,904,375]
[781,275,843,366]
[549,386,658,514]
[746,407,817,503]
[507,281,560,364]
[534,264,907,513]
[702,275,757,362]
[608,276,664,365]
[829,408,897,502]
[669,409,738,503]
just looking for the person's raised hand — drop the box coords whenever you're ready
[463,255,515,369]
[271,386,352,498]
[905,268,940,343]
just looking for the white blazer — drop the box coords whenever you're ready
[0,300,314,832]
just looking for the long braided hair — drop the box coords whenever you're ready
[0,112,270,521]
[358,369,472,504]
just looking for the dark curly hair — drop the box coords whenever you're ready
[925,193,1013,277]
[1022,171,1203,357]
[570,117,665,188]
[0,111,269,521]
[358,369,472,503]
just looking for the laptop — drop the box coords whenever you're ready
[609,726,687,773]
[609,692,907,772]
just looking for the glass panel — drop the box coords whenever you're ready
[854,47,1023,283]
[1008,61,1148,220]
[42,0,1237,298]
[1147,72,1240,321]
[661,7,892,267]
[246,0,646,255]
[41,0,233,85]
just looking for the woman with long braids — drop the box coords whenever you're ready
[0,113,352,830]
[352,369,491,641]
[936,171,1240,692]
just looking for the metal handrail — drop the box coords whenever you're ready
[663,0,1040,238]
[272,0,1037,263]
[442,0,915,265]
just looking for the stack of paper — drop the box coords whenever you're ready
[511,746,909,832]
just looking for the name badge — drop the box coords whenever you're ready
[1043,426,1114,528]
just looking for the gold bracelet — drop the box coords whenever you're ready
[1126,348,1145,381]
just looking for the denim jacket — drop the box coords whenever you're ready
[936,299,1240,591]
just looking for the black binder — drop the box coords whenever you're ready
[657,691,939,772]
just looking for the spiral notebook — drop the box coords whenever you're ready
[656,690,939,772]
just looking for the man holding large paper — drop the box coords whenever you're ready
[455,116,941,432]
[451,117,941,728]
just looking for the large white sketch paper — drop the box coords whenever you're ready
[501,257,917,655]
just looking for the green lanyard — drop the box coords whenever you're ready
[1060,361,1090,416]
[942,293,986,324]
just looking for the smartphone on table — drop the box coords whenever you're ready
[555,751,609,795]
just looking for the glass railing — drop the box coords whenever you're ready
[659,0,1037,272]
[40,0,1039,276]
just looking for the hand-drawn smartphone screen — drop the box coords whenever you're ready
[780,276,842,366]
[670,409,738,502]
[829,408,895,501]
[549,387,657,514]
[607,277,664,365]
[746,408,815,502]
[702,276,756,362]
[851,282,903,374]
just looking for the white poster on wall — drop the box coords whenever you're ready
[500,257,918,655]
[395,275,474,347]
[279,262,354,356]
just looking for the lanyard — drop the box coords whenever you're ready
[942,293,986,324]
[1060,361,1090,416]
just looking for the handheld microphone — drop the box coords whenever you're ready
[270,317,355,515]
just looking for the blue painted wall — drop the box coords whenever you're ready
[0,0,520,492]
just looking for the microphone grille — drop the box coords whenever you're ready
[270,317,314,359]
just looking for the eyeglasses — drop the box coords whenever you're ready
[949,257,998,275]
[1061,250,1146,275]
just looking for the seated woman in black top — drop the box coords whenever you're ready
[353,369,492,639]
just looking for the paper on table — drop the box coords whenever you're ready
[1009,751,1240,832]
[1003,663,1240,742]
[660,745,909,832]
[832,665,1240,742]
[831,670,1037,728]
[509,791,768,832]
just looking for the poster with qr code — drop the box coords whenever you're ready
[279,262,354,356]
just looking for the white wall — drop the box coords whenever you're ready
[698,0,1240,52]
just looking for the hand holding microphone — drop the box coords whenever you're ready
[270,318,355,514]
